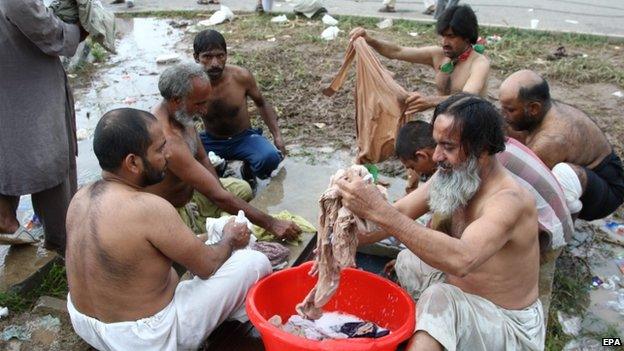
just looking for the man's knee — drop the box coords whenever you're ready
[229,249,272,283]
[251,148,281,179]
[222,178,253,202]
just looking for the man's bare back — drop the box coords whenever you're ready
[66,181,179,322]
[525,101,611,169]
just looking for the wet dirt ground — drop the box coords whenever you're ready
[1,14,623,349]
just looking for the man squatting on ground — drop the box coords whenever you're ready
[337,94,545,350]
[146,63,300,238]
[349,5,490,115]
[193,29,287,181]
[65,108,272,350]
[500,70,624,220]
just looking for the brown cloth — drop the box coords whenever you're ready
[324,37,409,164]
[296,166,385,320]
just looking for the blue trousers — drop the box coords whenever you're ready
[200,128,282,179]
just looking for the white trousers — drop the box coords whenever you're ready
[68,249,271,351]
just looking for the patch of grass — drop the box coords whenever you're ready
[117,10,204,19]
[89,42,108,63]
[0,263,68,314]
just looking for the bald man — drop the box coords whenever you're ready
[499,70,624,220]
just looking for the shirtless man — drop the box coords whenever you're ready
[337,94,544,350]
[146,63,300,238]
[349,5,490,115]
[500,70,624,220]
[66,108,271,350]
[193,29,285,180]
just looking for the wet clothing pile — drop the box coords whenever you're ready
[324,37,408,164]
[250,241,290,270]
[297,166,385,319]
[269,312,389,340]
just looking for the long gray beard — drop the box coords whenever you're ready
[428,156,481,216]
[173,109,196,128]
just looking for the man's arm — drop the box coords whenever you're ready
[404,57,491,114]
[166,137,299,239]
[242,69,286,155]
[143,196,235,279]
[1,0,81,57]
[349,27,437,66]
[338,178,522,277]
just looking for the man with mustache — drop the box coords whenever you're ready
[193,29,286,183]
[147,63,301,239]
[66,108,271,350]
[349,5,490,115]
[499,70,624,221]
[337,94,544,350]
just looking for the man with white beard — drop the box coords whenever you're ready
[336,94,544,351]
[146,63,301,240]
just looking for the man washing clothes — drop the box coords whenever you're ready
[499,70,624,220]
[192,29,286,182]
[65,108,272,350]
[146,63,300,238]
[337,94,545,350]
[349,5,490,115]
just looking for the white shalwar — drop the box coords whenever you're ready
[396,249,545,351]
[67,249,271,350]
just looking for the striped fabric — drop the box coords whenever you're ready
[498,138,574,249]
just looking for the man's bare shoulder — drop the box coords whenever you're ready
[124,190,180,222]
[472,53,491,67]
[226,64,254,83]
[484,171,535,216]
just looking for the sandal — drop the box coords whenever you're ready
[0,225,41,245]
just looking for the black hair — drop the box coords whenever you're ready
[93,108,157,172]
[436,5,479,44]
[432,93,505,158]
[395,121,436,159]
[518,78,551,104]
[193,29,227,55]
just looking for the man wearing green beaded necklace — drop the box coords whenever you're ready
[349,5,490,115]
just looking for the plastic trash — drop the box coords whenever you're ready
[408,32,418,37]
[557,311,581,336]
[613,91,623,98]
[1,325,30,341]
[198,5,235,26]
[615,257,624,275]
[591,276,603,288]
[605,291,624,314]
[565,19,579,24]
[267,37,277,42]
[271,15,289,23]
[208,151,224,167]
[601,275,621,290]
[321,26,340,41]
[76,128,89,141]
[123,97,137,104]
[313,122,326,129]
[0,307,8,319]
[486,35,502,44]
[262,0,274,11]
[376,18,393,29]
[322,14,338,26]
[530,19,539,29]
[155,53,180,64]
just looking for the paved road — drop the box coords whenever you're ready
[106,0,624,38]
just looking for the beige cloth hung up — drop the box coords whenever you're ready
[324,37,409,164]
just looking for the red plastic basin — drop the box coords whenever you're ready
[246,261,416,351]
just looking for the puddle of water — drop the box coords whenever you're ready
[252,149,407,225]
